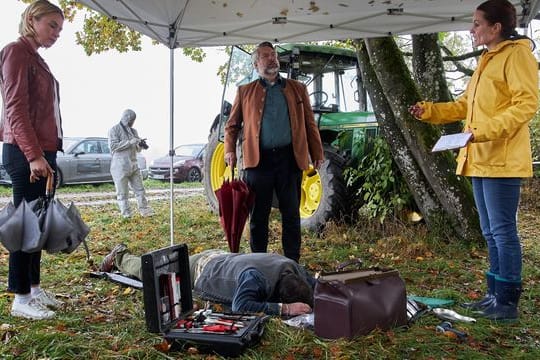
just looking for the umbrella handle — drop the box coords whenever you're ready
[46,173,54,197]
[231,166,235,180]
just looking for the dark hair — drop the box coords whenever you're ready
[477,0,520,39]
[278,272,314,307]
[477,0,535,48]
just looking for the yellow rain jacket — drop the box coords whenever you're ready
[416,39,538,177]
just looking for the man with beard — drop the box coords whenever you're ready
[224,42,324,262]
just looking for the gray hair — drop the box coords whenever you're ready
[251,41,274,65]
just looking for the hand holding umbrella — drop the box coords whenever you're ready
[215,166,255,253]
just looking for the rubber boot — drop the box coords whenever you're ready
[461,271,496,311]
[479,277,521,321]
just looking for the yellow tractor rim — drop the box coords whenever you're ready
[300,167,322,218]
[209,142,232,192]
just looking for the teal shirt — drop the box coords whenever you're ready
[259,77,291,150]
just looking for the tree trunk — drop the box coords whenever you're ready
[412,33,461,134]
[412,34,452,102]
[358,37,482,243]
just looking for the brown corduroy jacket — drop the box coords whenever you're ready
[224,78,323,170]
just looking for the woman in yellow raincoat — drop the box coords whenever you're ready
[409,0,538,321]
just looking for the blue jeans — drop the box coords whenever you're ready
[2,143,57,294]
[472,177,522,282]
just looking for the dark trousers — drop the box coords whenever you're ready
[2,143,57,294]
[244,145,302,262]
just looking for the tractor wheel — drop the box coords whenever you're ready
[203,128,232,213]
[300,145,347,232]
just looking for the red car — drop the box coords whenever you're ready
[148,143,205,182]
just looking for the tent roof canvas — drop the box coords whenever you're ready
[77,0,540,48]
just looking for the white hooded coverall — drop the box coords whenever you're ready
[108,109,152,217]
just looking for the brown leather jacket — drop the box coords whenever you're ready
[0,37,61,162]
[224,78,323,170]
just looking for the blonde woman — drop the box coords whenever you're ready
[0,0,65,320]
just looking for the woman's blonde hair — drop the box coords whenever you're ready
[19,0,63,38]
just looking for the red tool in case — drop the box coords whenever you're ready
[141,244,268,357]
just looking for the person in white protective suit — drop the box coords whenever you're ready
[108,109,154,218]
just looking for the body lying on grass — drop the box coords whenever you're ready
[100,245,314,316]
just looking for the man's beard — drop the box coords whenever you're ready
[263,65,279,76]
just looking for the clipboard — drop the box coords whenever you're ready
[431,132,472,152]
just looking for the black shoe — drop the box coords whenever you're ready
[99,244,127,272]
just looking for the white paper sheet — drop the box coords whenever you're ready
[431,133,472,152]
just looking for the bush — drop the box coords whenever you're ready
[344,137,413,223]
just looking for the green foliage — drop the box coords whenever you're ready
[344,137,412,223]
[182,47,206,63]
[75,13,142,55]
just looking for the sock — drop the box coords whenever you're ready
[31,286,42,297]
[14,293,32,305]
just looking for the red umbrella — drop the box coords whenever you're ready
[215,171,255,252]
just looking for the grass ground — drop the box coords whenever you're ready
[0,179,539,359]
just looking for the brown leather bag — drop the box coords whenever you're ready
[314,267,407,339]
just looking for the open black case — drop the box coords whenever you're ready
[141,244,267,357]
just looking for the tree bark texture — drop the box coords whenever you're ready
[412,34,452,102]
[358,37,482,243]
[412,33,461,134]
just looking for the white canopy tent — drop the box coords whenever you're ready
[76,0,539,48]
[75,0,540,245]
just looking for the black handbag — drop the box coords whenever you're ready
[314,264,408,339]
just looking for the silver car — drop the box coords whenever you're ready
[0,137,148,187]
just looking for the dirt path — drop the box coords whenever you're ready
[0,187,204,207]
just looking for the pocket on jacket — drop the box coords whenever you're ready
[470,139,507,166]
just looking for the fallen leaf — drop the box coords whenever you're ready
[123,287,133,295]
[55,323,67,332]
[153,339,171,353]
[312,347,324,358]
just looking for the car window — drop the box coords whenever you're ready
[100,140,111,154]
[176,145,204,157]
[73,140,100,154]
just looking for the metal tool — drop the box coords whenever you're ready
[435,321,468,340]
[204,318,245,328]
[432,308,476,323]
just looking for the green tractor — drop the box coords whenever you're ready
[203,43,378,231]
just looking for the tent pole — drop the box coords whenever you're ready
[169,47,175,246]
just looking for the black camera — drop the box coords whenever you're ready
[139,139,149,150]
